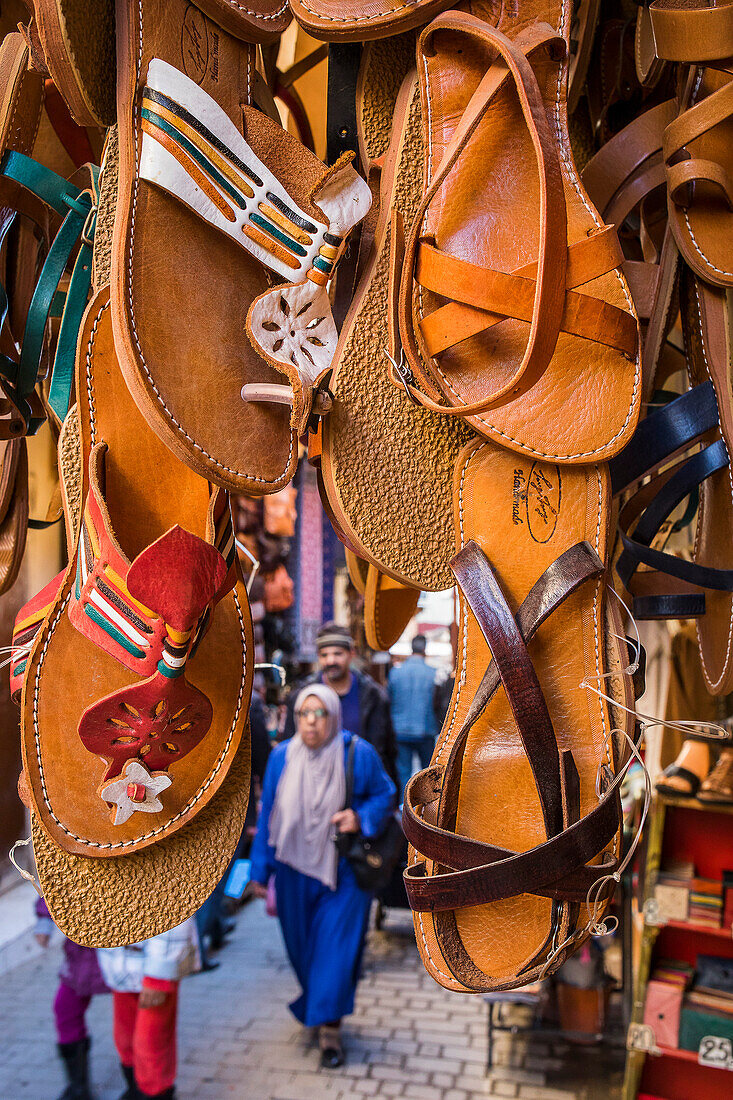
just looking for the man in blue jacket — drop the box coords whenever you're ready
[388,634,438,797]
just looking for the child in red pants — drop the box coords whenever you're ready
[98,917,199,1100]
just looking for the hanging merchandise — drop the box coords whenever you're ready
[3,0,373,947]
[298,0,642,994]
[3,4,733,1073]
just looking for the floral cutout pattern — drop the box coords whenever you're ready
[248,281,338,390]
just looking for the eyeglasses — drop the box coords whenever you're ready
[297,707,328,720]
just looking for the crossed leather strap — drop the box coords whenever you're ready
[403,541,636,914]
[394,13,637,416]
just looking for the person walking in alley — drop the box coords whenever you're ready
[388,634,438,797]
[250,683,395,1068]
[282,622,398,784]
[34,896,109,1100]
[97,917,199,1100]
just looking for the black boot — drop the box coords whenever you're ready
[138,1089,175,1100]
[117,1063,137,1100]
[56,1038,93,1100]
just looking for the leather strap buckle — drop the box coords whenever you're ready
[384,348,419,406]
[80,200,97,248]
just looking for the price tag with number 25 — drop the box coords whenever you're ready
[698,1036,733,1070]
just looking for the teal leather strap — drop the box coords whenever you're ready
[0,153,99,429]
[0,151,81,217]
[15,193,91,398]
[48,205,96,420]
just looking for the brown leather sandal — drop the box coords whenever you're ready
[650,0,733,289]
[111,0,369,497]
[20,286,254,946]
[581,99,680,400]
[290,0,451,42]
[394,5,640,464]
[401,438,635,992]
[698,747,733,805]
[346,548,419,651]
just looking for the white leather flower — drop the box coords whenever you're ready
[99,759,172,825]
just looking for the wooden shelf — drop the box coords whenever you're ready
[662,920,732,940]
[659,794,733,816]
[656,1044,733,1071]
[623,791,733,1098]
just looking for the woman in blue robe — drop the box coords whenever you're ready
[250,682,396,1067]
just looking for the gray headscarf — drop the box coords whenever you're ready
[268,683,346,889]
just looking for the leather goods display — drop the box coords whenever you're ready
[4,0,733,996]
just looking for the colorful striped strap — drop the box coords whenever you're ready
[139,58,369,286]
[68,444,235,680]
[9,570,65,700]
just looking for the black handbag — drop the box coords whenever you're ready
[335,738,404,894]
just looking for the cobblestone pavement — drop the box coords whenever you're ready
[1,902,623,1099]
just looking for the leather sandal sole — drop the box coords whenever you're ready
[320,52,472,592]
[21,287,253,945]
[407,438,633,992]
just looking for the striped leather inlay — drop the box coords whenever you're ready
[141,86,322,275]
[73,497,235,677]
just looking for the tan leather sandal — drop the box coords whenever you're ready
[393,3,640,464]
[290,0,451,41]
[346,548,419,651]
[698,747,733,805]
[20,286,254,946]
[317,59,472,594]
[650,0,733,290]
[401,437,636,992]
[111,0,369,497]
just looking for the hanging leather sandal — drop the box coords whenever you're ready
[111,0,370,497]
[19,286,254,947]
[394,6,640,464]
[401,437,637,992]
[609,272,733,698]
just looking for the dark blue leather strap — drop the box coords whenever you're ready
[617,436,732,617]
[633,593,706,619]
[610,381,719,495]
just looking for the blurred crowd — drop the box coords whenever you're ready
[36,620,453,1100]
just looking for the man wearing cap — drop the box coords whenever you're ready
[282,622,397,784]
